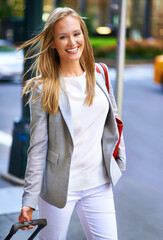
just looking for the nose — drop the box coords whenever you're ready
[68,36,75,46]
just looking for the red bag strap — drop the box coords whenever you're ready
[95,63,109,93]
[95,63,123,159]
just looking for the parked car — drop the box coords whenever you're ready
[0,39,23,82]
[153,55,163,89]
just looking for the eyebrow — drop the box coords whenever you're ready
[58,29,81,36]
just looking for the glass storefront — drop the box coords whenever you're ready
[151,0,163,38]
[1,0,163,39]
[43,0,163,38]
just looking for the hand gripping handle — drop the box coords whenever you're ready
[4,218,47,240]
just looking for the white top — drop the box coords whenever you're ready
[64,72,109,191]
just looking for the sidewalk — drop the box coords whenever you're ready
[0,176,86,240]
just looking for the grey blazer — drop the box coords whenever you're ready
[22,64,126,209]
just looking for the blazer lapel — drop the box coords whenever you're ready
[59,74,74,143]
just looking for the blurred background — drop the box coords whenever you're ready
[0,0,163,239]
[0,0,163,63]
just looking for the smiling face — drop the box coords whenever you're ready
[52,15,85,66]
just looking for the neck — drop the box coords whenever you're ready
[60,60,84,77]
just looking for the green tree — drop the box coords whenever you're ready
[0,0,24,20]
[0,0,13,19]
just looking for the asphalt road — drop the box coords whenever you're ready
[114,65,163,240]
[0,64,163,240]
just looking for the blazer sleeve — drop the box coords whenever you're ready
[22,86,48,209]
[100,63,126,171]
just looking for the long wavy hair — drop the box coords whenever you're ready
[20,7,95,115]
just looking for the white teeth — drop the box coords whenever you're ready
[67,47,78,52]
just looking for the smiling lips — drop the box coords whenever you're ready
[66,47,79,54]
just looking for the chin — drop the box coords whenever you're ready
[68,56,81,62]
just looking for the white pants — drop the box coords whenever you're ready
[38,182,118,240]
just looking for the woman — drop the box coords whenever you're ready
[19,7,126,240]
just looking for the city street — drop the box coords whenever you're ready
[0,64,163,240]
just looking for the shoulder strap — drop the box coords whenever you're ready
[95,63,109,93]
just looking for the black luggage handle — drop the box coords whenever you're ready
[4,218,47,240]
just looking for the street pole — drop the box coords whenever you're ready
[23,0,43,120]
[3,0,43,184]
[79,0,86,14]
[55,0,62,7]
[144,0,152,38]
[115,0,127,119]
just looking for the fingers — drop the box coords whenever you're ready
[19,206,35,230]
[21,225,36,230]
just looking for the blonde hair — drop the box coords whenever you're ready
[20,7,95,114]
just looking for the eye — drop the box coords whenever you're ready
[59,36,66,40]
[74,32,81,37]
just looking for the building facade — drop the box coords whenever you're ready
[43,0,163,39]
[1,0,163,41]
